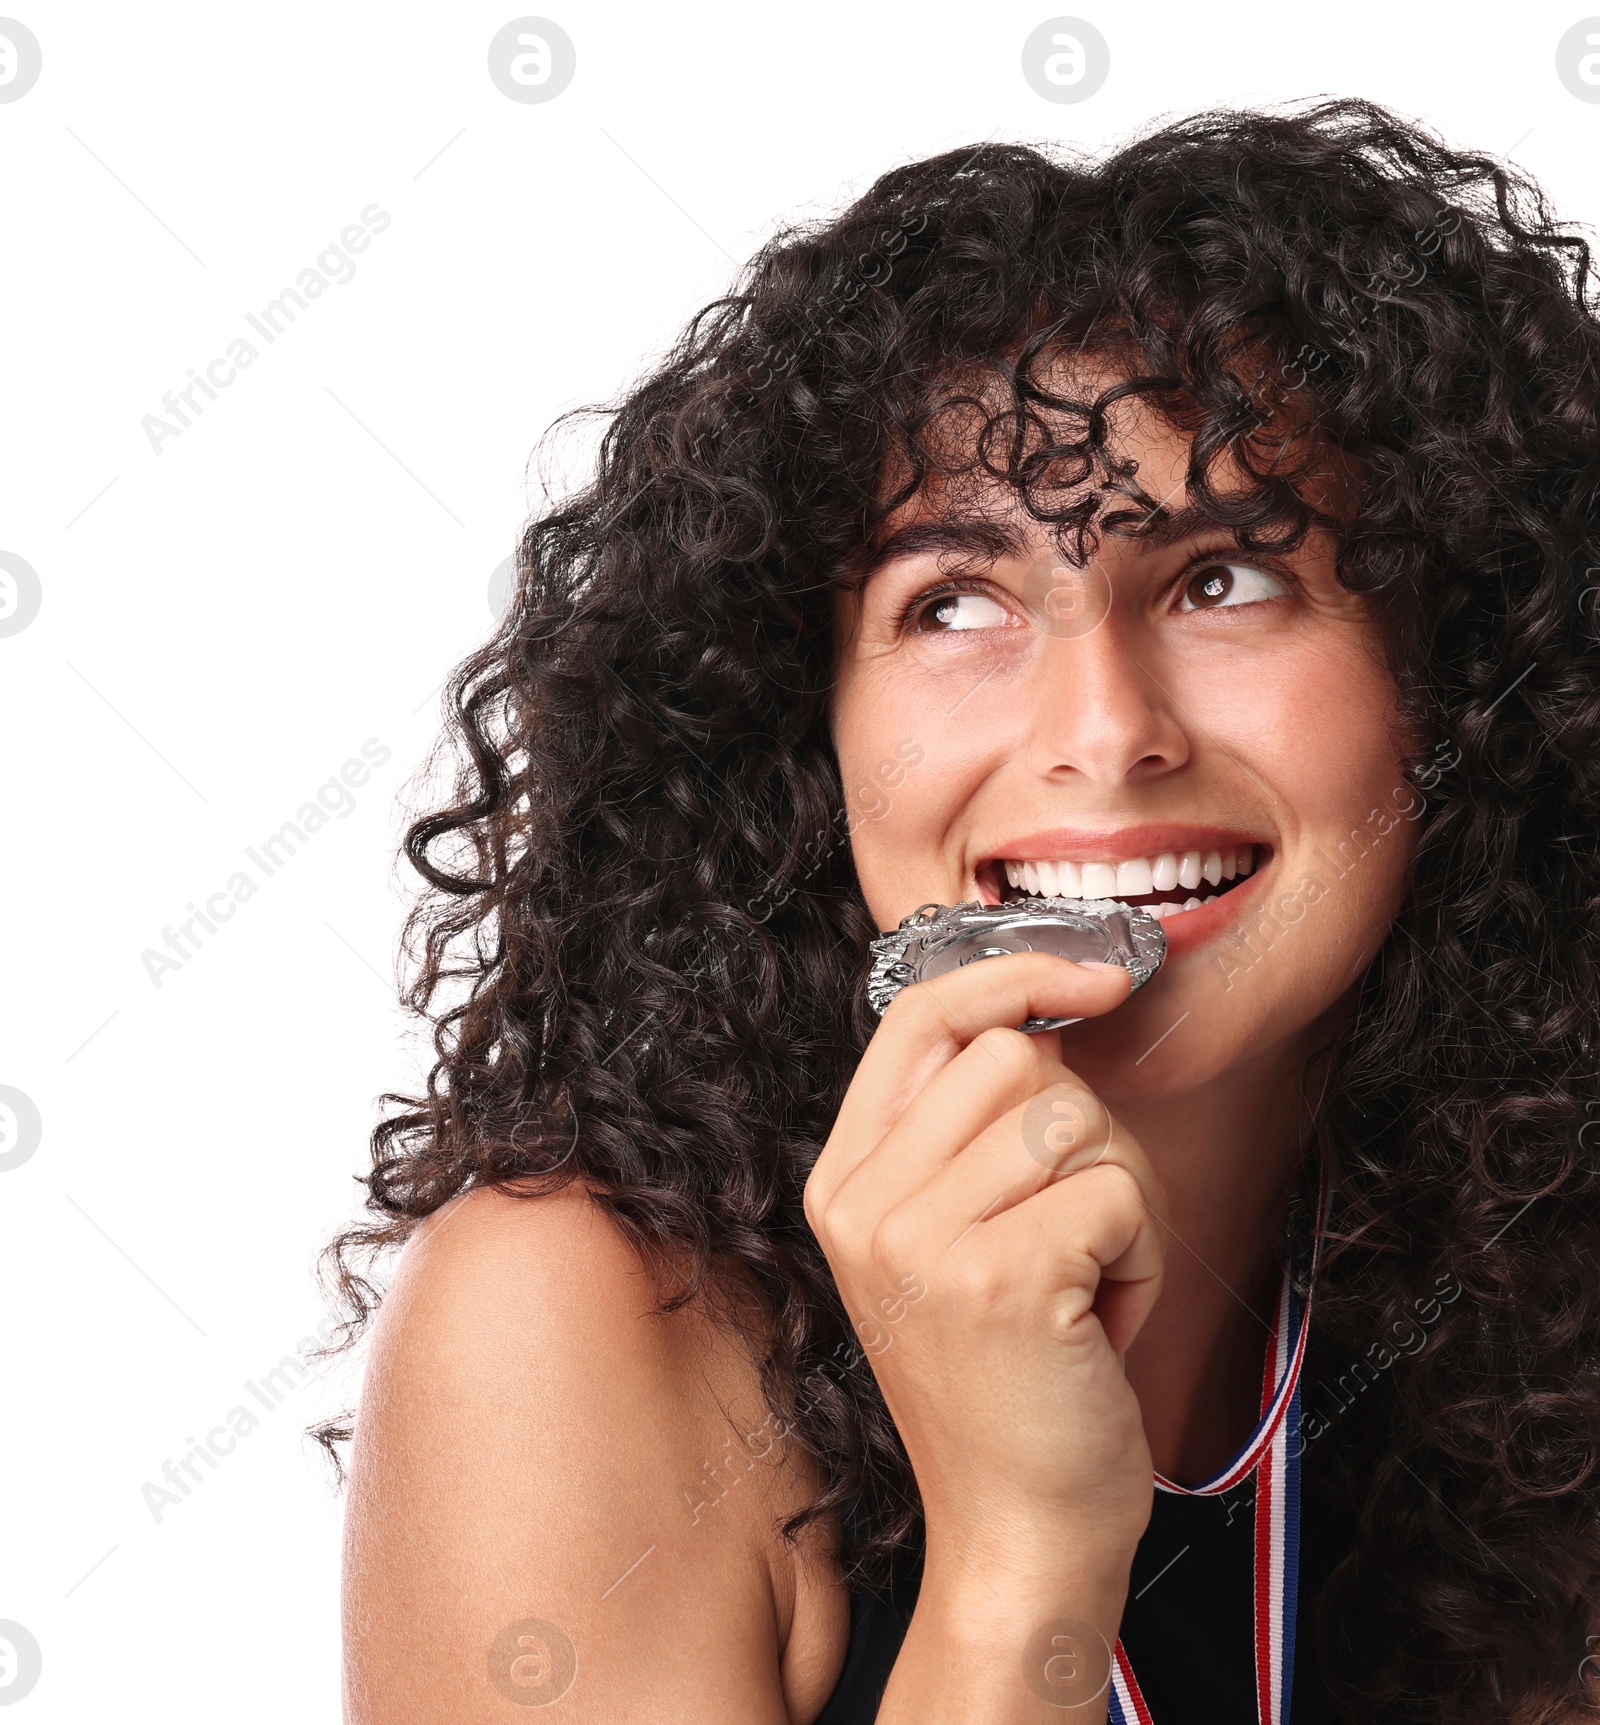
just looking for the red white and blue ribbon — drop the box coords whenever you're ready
[1107,1169,1330,1725]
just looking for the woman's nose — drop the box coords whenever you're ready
[1022,622,1191,786]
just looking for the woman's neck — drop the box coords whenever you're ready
[1113,1044,1315,1484]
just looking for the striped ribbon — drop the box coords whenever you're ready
[1107,1168,1331,1725]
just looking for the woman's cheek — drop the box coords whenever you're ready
[842,731,924,822]
[839,696,989,920]
[846,756,944,918]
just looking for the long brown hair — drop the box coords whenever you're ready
[319,100,1600,1721]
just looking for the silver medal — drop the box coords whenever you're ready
[866,897,1167,1032]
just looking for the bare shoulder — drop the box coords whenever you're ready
[343,1181,849,1725]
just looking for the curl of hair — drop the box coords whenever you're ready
[316,99,1600,1723]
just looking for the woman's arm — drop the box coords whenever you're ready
[807,953,1167,1724]
[345,951,1160,1724]
[342,1183,848,1724]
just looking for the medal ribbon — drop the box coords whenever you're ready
[1107,1167,1331,1725]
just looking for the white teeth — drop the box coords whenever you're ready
[1144,896,1210,920]
[1115,857,1153,896]
[997,843,1264,904]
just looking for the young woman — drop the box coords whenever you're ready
[324,100,1600,1723]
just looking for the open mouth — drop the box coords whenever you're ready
[980,843,1269,922]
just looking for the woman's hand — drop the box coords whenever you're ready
[804,951,1168,1611]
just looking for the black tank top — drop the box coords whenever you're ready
[814,1439,1347,1725]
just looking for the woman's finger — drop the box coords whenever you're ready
[833,1039,1112,1221]
[813,952,1131,1205]
[952,1161,1167,1357]
[868,1079,1164,1269]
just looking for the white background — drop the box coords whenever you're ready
[2,2,1597,1718]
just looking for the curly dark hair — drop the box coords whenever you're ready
[318,98,1600,1724]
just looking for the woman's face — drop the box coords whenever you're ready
[831,401,1421,1101]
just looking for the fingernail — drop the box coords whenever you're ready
[1078,961,1124,972]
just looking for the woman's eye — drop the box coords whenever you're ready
[1177,562,1289,611]
[910,591,1012,633]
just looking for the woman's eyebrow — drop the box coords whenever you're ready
[854,499,1239,580]
[1127,500,1237,548]
[855,517,1034,582]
